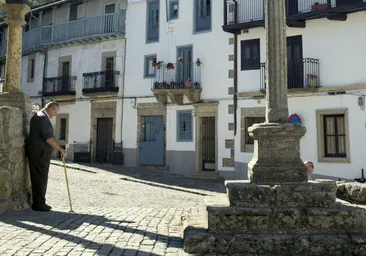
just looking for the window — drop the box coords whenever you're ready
[147,1,160,42]
[245,117,265,145]
[241,39,260,70]
[316,109,350,163]
[169,0,179,20]
[144,55,156,78]
[60,118,67,140]
[27,55,36,82]
[240,107,265,153]
[195,0,211,32]
[69,3,80,21]
[323,114,346,158]
[177,111,193,141]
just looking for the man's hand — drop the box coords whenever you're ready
[60,149,67,159]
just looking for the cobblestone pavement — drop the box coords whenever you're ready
[0,164,226,256]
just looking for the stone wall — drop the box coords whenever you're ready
[0,106,31,215]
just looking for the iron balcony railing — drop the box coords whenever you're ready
[73,140,92,163]
[224,0,366,25]
[42,76,77,96]
[152,61,202,90]
[1,11,126,55]
[260,58,320,91]
[82,70,120,93]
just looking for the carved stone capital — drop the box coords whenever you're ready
[3,3,30,26]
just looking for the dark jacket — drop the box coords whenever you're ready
[26,111,54,153]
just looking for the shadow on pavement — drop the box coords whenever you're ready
[57,161,227,194]
[0,210,183,255]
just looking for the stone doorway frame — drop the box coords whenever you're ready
[90,101,117,162]
[193,102,219,177]
[137,102,167,166]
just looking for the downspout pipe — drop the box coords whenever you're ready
[41,49,48,107]
[120,38,127,149]
[233,0,238,136]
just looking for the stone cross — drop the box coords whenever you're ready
[3,0,30,92]
[247,0,307,184]
[265,0,289,123]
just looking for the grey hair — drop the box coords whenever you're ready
[45,101,60,109]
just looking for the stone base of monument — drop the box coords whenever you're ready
[183,180,366,255]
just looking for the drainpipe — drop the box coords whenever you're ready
[120,38,127,146]
[234,33,238,136]
[233,0,238,136]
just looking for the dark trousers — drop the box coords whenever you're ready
[26,148,52,205]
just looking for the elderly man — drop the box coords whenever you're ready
[26,101,67,212]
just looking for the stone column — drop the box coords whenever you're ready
[247,0,307,184]
[3,1,30,92]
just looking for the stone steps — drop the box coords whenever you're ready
[205,197,366,234]
[184,227,366,256]
[226,180,337,208]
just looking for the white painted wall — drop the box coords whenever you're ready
[234,93,366,180]
[124,0,231,99]
[166,105,195,151]
[20,52,45,97]
[46,39,125,98]
[237,12,366,93]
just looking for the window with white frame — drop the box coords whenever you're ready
[177,111,193,141]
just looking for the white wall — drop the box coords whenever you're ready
[46,39,125,98]
[124,0,231,99]
[20,52,45,97]
[235,93,366,180]
[237,12,366,93]
[166,105,195,151]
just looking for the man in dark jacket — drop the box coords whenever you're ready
[26,101,67,212]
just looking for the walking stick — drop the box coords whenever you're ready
[61,156,74,213]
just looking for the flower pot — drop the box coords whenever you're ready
[185,82,192,88]
[179,60,183,65]
[196,62,201,67]
[152,62,157,67]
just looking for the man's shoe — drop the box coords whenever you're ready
[32,204,51,212]
[45,204,52,210]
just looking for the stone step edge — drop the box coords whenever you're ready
[183,227,366,255]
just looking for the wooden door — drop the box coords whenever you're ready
[96,118,113,163]
[287,35,303,89]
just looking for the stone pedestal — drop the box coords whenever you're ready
[183,180,366,255]
[0,106,31,215]
[248,123,307,184]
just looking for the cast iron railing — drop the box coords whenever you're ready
[260,58,320,91]
[152,62,202,90]
[1,11,126,56]
[82,70,120,93]
[42,76,77,96]
[73,141,92,163]
[224,0,366,25]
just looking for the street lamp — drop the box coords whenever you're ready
[327,91,365,111]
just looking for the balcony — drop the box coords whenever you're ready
[82,70,120,96]
[260,58,320,92]
[1,11,126,56]
[223,0,366,33]
[42,76,77,98]
[151,61,202,105]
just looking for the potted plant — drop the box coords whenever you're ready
[170,81,175,89]
[161,81,167,89]
[306,74,318,88]
[193,82,200,88]
[166,63,175,70]
[152,58,157,67]
[185,79,192,88]
[196,58,201,67]
[156,61,163,69]
[154,81,160,89]
[178,57,183,65]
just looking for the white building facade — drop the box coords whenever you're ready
[2,0,366,181]
[1,0,127,163]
